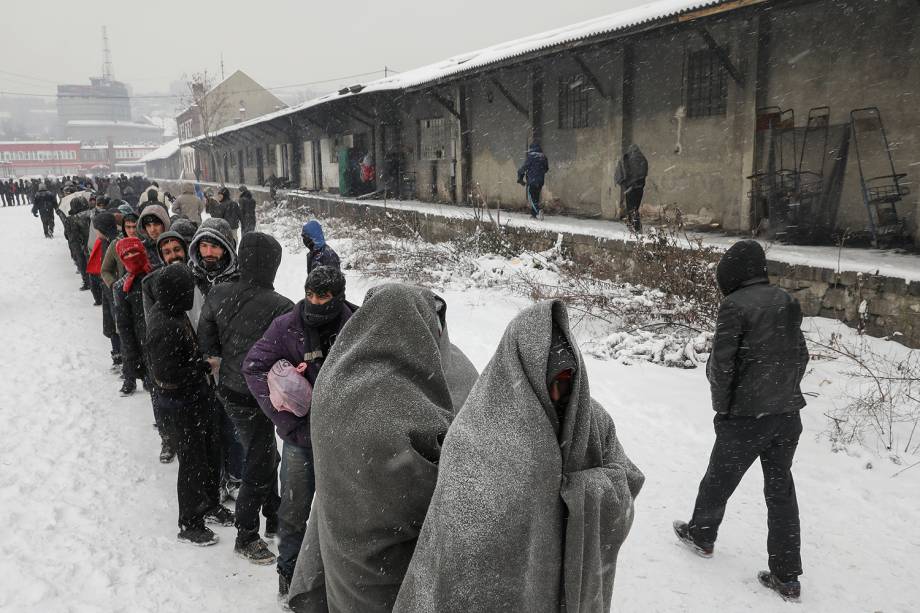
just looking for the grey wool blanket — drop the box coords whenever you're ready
[288,283,478,613]
[394,300,644,612]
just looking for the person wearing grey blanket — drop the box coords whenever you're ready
[288,283,478,612]
[395,300,644,612]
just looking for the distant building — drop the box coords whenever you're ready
[0,140,157,176]
[57,77,163,145]
[176,70,286,182]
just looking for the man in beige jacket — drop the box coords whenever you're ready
[172,182,204,224]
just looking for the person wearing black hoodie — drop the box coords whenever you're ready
[90,211,122,367]
[213,186,242,243]
[239,185,257,234]
[32,183,57,237]
[146,263,223,546]
[198,232,293,564]
[673,239,809,602]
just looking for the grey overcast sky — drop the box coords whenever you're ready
[0,0,646,98]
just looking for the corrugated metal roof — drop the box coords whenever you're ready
[188,0,731,143]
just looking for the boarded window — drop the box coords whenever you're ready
[418,118,452,161]
[687,48,728,118]
[558,75,590,129]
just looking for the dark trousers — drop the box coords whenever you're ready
[526,183,543,217]
[212,394,244,485]
[277,441,316,579]
[160,385,221,530]
[149,387,174,446]
[625,185,644,232]
[225,400,281,545]
[39,210,55,236]
[89,274,103,304]
[689,411,803,580]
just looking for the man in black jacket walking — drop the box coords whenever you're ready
[198,232,293,564]
[674,240,809,602]
[32,183,57,238]
[239,185,256,235]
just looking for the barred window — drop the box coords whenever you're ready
[419,118,452,161]
[687,49,728,118]
[558,75,590,129]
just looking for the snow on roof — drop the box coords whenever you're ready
[138,138,180,163]
[187,0,729,144]
[67,120,163,130]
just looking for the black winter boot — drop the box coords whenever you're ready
[120,378,136,396]
[758,571,801,601]
[278,572,291,598]
[177,526,219,547]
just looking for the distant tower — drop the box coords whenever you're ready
[101,26,114,81]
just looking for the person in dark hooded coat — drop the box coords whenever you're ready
[198,232,293,564]
[673,239,809,602]
[138,203,172,266]
[113,237,153,396]
[63,196,91,290]
[88,211,122,366]
[287,283,478,613]
[395,300,644,613]
[32,183,57,237]
[146,263,223,546]
[614,144,648,232]
[239,185,257,234]
[517,142,549,219]
[301,220,340,274]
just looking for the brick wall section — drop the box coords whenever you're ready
[158,180,920,348]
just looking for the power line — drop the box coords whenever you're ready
[0,68,392,100]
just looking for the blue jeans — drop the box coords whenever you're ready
[277,441,316,579]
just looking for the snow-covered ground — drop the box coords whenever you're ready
[1,204,918,612]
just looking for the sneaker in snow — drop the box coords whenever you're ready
[672,520,714,558]
[120,379,136,396]
[177,526,219,546]
[235,537,276,565]
[204,504,235,527]
[758,571,801,602]
[159,440,176,464]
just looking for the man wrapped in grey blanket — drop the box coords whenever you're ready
[288,283,478,612]
[395,300,644,612]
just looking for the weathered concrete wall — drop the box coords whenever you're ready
[764,0,920,240]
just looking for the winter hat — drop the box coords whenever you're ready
[716,239,768,296]
[218,186,231,201]
[92,211,118,241]
[305,265,345,297]
[120,212,138,234]
[155,230,188,262]
[117,203,134,217]
[116,236,153,292]
[154,262,195,314]
[239,232,282,289]
[169,219,198,244]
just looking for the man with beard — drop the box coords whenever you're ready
[243,266,355,598]
[188,217,244,507]
[199,232,293,565]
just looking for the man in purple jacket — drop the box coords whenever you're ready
[242,266,354,599]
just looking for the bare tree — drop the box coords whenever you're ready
[181,71,231,185]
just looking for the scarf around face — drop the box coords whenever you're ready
[116,236,153,293]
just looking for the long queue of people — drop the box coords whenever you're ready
[39,172,810,609]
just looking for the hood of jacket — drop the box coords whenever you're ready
[181,182,195,195]
[138,204,172,240]
[528,142,543,154]
[301,220,326,249]
[218,186,231,202]
[154,262,195,314]
[169,218,198,244]
[238,231,282,288]
[716,239,769,296]
[189,217,238,280]
[155,230,188,261]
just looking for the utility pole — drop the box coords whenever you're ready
[101,26,114,81]
[220,53,225,80]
